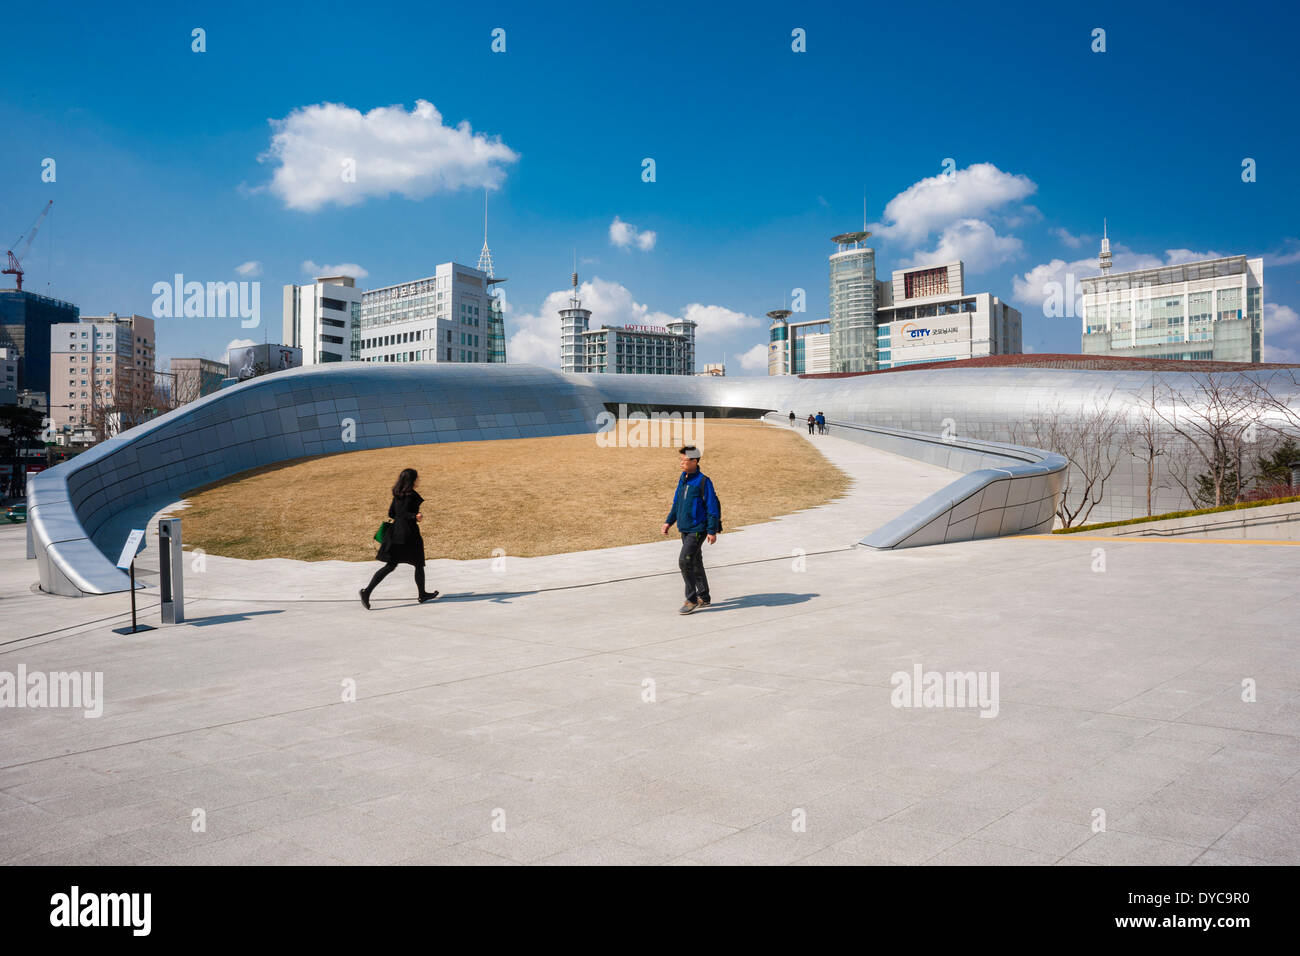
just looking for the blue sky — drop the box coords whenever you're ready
[4,0,1299,372]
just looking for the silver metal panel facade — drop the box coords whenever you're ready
[27,363,1300,595]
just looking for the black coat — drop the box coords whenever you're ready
[376,491,426,566]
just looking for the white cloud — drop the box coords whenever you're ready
[259,99,518,212]
[1050,227,1085,249]
[235,260,263,277]
[1164,248,1224,265]
[901,219,1023,272]
[1264,302,1300,362]
[871,163,1037,244]
[1011,246,1226,312]
[609,216,656,251]
[301,260,369,279]
[1265,301,1300,334]
[679,303,760,337]
[737,343,769,372]
[225,338,257,351]
[1267,239,1300,267]
[505,277,759,368]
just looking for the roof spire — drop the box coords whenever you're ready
[1099,218,1112,275]
[477,189,495,278]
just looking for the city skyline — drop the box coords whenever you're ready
[3,0,1299,374]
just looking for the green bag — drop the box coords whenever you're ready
[374,520,392,544]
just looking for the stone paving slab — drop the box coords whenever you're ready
[1,428,1298,865]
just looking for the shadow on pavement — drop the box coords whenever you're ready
[366,591,538,608]
[701,592,818,610]
[185,609,285,627]
[425,591,538,605]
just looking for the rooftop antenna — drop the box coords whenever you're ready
[1099,218,1112,274]
[477,189,495,278]
[570,249,580,308]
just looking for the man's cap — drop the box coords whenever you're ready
[681,447,702,459]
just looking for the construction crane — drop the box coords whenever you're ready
[4,200,53,291]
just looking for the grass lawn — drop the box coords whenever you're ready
[175,418,849,561]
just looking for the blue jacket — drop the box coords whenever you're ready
[666,470,721,535]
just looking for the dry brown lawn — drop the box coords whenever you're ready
[177,419,849,562]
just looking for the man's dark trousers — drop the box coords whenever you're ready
[678,532,710,603]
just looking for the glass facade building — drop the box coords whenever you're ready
[0,289,80,393]
[829,233,877,373]
[1081,256,1263,363]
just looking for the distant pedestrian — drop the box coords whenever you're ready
[661,445,721,615]
[807,414,815,435]
[788,411,796,427]
[360,467,438,608]
[816,412,826,435]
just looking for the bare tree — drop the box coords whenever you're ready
[84,366,178,442]
[1011,391,1128,528]
[1128,379,1167,517]
[1149,372,1267,509]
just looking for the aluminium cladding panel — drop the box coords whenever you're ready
[28,362,613,594]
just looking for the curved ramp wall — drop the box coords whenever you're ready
[29,363,1296,595]
[761,413,1067,548]
[28,364,609,596]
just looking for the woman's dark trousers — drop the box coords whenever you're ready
[365,562,426,596]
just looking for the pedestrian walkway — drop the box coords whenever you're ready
[2,430,1298,865]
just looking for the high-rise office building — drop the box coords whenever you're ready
[559,272,592,373]
[283,275,362,365]
[49,313,156,435]
[874,262,1022,369]
[768,312,832,375]
[359,262,497,365]
[558,272,696,375]
[829,231,877,372]
[767,310,792,376]
[0,289,79,393]
[1080,246,1263,363]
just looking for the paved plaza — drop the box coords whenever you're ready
[2,426,1298,865]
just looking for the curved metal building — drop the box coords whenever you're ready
[25,363,1300,596]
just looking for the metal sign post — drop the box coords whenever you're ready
[158,518,184,624]
[112,529,154,635]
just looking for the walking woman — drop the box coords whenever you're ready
[360,468,438,608]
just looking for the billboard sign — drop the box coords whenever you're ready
[892,318,968,349]
[227,344,303,381]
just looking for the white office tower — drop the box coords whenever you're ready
[283,275,361,365]
[665,317,697,375]
[873,262,1022,369]
[767,310,791,375]
[559,272,592,373]
[1081,250,1263,363]
[360,263,493,365]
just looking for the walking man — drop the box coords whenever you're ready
[788,411,796,428]
[661,445,721,614]
[816,411,826,435]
